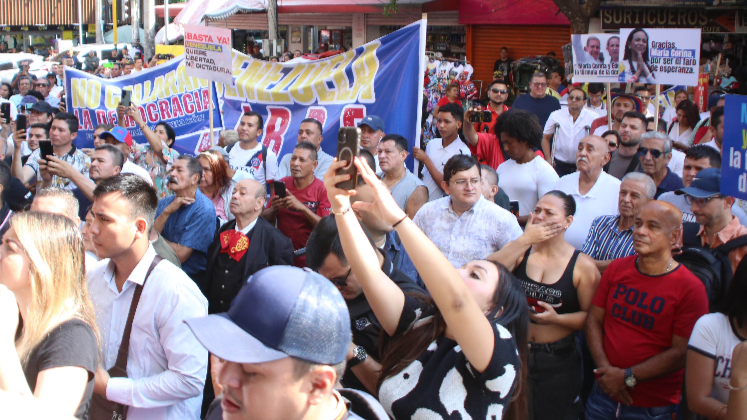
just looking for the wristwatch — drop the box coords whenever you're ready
[624,368,638,388]
[347,346,367,368]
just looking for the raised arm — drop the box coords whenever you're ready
[352,157,497,373]
[324,160,406,337]
[126,105,166,160]
[462,108,479,146]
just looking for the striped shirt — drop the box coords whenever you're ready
[581,215,636,261]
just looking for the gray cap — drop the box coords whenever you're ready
[185,266,351,365]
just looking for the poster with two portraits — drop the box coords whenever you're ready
[571,28,701,86]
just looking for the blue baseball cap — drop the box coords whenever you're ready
[675,167,722,198]
[185,266,351,365]
[100,126,133,147]
[357,115,385,132]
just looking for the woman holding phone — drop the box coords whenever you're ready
[0,212,98,418]
[324,157,529,420]
[619,28,655,84]
[490,191,600,420]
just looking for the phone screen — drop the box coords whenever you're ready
[39,140,54,161]
[274,181,287,198]
[0,103,10,124]
[336,127,361,190]
[509,201,520,217]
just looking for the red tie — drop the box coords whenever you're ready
[219,230,250,262]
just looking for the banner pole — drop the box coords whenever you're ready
[209,81,214,148]
[654,84,660,131]
[606,82,612,128]
[713,53,722,87]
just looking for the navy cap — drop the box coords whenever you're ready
[185,266,351,365]
[357,115,385,132]
[708,94,724,110]
[30,101,55,115]
[675,167,722,198]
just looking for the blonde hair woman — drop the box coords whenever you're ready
[0,212,99,419]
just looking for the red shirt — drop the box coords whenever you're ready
[436,97,462,108]
[592,255,708,407]
[270,176,331,267]
[469,133,544,170]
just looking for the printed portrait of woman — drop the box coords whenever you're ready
[619,28,656,83]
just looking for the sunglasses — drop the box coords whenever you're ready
[532,83,548,88]
[568,96,585,102]
[608,141,618,148]
[490,88,508,94]
[35,83,49,87]
[636,147,665,159]
[328,268,352,287]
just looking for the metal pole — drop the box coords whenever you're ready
[78,0,85,44]
[142,0,155,58]
[96,0,104,43]
[131,0,140,44]
[164,0,169,45]
[606,82,612,128]
[654,84,661,130]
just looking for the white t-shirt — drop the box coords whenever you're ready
[122,160,154,185]
[421,137,471,202]
[593,124,610,137]
[585,103,607,118]
[553,171,621,249]
[688,313,745,405]
[667,149,686,179]
[662,107,678,129]
[228,142,278,186]
[703,138,720,152]
[669,123,693,146]
[496,156,559,216]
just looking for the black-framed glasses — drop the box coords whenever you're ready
[35,83,49,88]
[636,147,664,159]
[685,195,724,207]
[490,88,508,94]
[328,268,352,287]
[608,141,618,148]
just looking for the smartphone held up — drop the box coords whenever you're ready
[335,127,361,190]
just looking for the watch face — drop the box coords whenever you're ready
[625,376,636,387]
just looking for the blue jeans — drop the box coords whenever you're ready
[585,382,677,420]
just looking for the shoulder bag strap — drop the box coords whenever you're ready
[112,255,164,372]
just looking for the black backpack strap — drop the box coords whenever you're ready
[715,234,747,254]
[226,142,234,153]
[262,145,267,173]
[682,222,702,248]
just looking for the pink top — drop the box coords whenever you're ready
[209,193,227,221]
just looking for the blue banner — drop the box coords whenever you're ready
[217,20,426,170]
[720,94,747,199]
[65,58,222,156]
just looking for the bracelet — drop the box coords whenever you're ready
[331,206,351,216]
[392,215,408,228]
[716,405,727,419]
[728,383,747,391]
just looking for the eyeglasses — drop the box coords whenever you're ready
[490,88,508,94]
[451,178,481,188]
[35,83,49,88]
[608,141,618,148]
[685,195,724,207]
[532,83,548,88]
[636,147,665,159]
[328,268,352,287]
[568,96,585,102]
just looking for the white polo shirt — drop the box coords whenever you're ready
[421,137,471,202]
[553,171,621,249]
[122,160,154,185]
[543,107,597,164]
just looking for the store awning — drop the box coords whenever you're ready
[155,3,187,18]
[458,0,569,25]
[155,23,185,44]
[171,0,267,26]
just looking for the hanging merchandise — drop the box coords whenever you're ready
[422,56,478,144]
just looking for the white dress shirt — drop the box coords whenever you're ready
[543,107,597,164]
[413,195,523,268]
[553,171,621,249]
[585,102,606,118]
[421,137,471,202]
[87,246,208,420]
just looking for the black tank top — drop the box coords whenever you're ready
[513,247,582,315]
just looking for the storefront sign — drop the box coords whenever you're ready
[64,58,222,156]
[218,20,426,170]
[720,94,747,199]
[601,9,737,33]
[184,24,233,85]
[602,0,744,6]
[618,28,700,86]
[571,33,620,82]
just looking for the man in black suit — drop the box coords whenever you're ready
[205,178,293,314]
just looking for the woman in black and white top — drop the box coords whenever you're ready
[0,212,99,419]
[687,258,747,420]
[324,157,529,420]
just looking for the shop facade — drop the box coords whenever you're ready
[0,0,96,53]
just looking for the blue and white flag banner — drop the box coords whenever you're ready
[65,57,222,156]
[217,19,426,170]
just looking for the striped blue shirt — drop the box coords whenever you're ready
[581,215,636,260]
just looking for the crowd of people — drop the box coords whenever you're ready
[0,45,745,420]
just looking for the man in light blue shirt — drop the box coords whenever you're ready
[413,154,522,268]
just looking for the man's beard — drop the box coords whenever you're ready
[490,98,504,106]
[620,138,640,147]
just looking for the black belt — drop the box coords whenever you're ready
[528,333,577,354]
